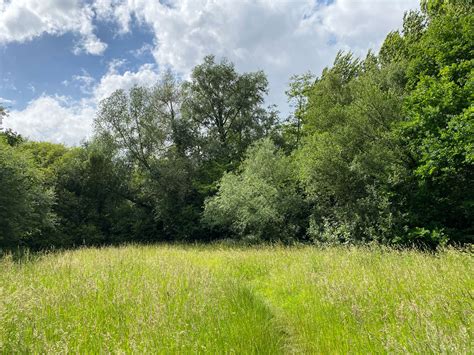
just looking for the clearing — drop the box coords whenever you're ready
[0,245,472,353]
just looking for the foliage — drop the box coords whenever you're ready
[0,138,55,249]
[95,86,168,175]
[204,139,306,242]
[284,72,315,150]
[1,128,24,147]
[292,0,473,245]
[19,141,68,185]
[182,55,276,179]
[296,55,408,244]
[93,59,279,242]
[0,0,472,248]
[398,1,474,243]
[94,72,202,241]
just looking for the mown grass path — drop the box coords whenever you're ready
[0,245,472,353]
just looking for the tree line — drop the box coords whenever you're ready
[1,0,472,251]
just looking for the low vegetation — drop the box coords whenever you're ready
[0,245,472,353]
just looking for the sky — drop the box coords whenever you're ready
[0,0,419,145]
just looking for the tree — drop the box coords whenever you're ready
[95,86,169,176]
[95,72,205,241]
[292,0,472,246]
[398,0,474,242]
[285,72,315,149]
[204,138,306,242]
[19,141,68,187]
[182,55,273,171]
[1,129,24,147]
[296,57,407,244]
[151,69,194,157]
[51,143,155,247]
[0,138,56,249]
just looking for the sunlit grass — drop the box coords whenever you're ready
[0,245,472,353]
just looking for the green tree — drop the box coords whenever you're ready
[0,129,24,147]
[0,138,56,249]
[52,142,157,246]
[95,86,168,176]
[399,0,474,242]
[182,55,274,176]
[293,0,472,246]
[95,72,203,241]
[284,72,315,149]
[296,56,408,244]
[204,138,306,242]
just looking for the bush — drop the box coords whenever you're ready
[204,138,307,242]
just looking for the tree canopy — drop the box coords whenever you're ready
[0,0,472,251]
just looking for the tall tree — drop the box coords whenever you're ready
[296,54,407,244]
[285,72,315,149]
[182,55,272,169]
[398,0,474,242]
[95,86,168,176]
[94,71,204,240]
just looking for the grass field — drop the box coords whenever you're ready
[0,245,472,353]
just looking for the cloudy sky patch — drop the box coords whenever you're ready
[0,0,418,145]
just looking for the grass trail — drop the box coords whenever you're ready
[0,245,472,353]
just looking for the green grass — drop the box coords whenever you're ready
[0,245,472,353]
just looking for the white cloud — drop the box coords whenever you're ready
[106,58,128,74]
[0,97,15,105]
[130,42,154,58]
[72,70,96,94]
[73,33,108,56]
[0,0,107,55]
[4,62,161,145]
[93,63,160,102]
[98,0,419,114]
[2,95,95,145]
[93,0,131,33]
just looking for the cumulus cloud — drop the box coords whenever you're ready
[0,0,107,55]
[93,63,160,102]
[72,70,96,94]
[4,62,161,145]
[130,42,154,58]
[73,34,107,56]
[3,95,95,145]
[99,0,419,112]
[2,0,419,145]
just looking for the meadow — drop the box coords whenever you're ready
[0,245,472,353]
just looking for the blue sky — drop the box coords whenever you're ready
[1,18,155,109]
[0,0,418,145]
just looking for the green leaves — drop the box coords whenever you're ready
[288,1,473,246]
[182,55,272,168]
[0,138,55,248]
[398,2,473,242]
[204,138,306,242]
[295,56,407,243]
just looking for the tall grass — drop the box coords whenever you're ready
[0,245,472,353]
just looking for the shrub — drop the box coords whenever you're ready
[204,138,307,242]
